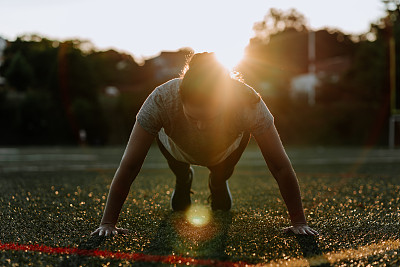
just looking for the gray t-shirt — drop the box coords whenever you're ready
[136,78,274,166]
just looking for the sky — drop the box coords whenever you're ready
[0,0,387,66]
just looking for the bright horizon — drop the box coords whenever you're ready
[0,0,387,66]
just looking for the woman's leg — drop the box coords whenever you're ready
[156,137,193,211]
[207,132,251,210]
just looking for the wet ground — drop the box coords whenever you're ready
[0,145,400,266]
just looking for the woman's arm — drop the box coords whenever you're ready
[91,122,155,236]
[254,124,318,235]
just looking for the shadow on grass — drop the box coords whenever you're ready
[60,211,233,266]
[133,210,233,266]
[295,235,331,267]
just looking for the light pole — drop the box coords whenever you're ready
[383,0,400,148]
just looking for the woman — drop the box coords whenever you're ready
[91,52,318,236]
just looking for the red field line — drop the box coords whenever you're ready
[0,241,255,266]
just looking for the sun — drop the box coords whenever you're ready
[214,49,245,71]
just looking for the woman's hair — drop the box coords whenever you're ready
[179,52,261,107]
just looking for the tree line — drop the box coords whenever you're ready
[0,36,191,145]
[0,6,399,146]
[237,7,398,146]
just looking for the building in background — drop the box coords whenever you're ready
[290,31,351,105]
[290,55,351,105]
[144,49,193,84]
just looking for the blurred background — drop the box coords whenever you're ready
[0,0,399,147]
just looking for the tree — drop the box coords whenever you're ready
[3,51,34,92]
[253,8,308,42]
[238,8,310,97]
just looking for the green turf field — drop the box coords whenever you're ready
[1,144,400,266]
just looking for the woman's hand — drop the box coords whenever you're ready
[283,224,319,235]
[91,224,129,237]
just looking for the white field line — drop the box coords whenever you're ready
[260,239,400,267]
[1,148,400,172]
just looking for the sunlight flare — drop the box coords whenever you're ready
[214,49,245,70]
[185,204,211,227]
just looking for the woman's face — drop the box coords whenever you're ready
[182,101,223,131]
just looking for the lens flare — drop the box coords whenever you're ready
[173,205,217,243]
[185,205,210,227]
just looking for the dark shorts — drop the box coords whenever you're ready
[156,132,251,183]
